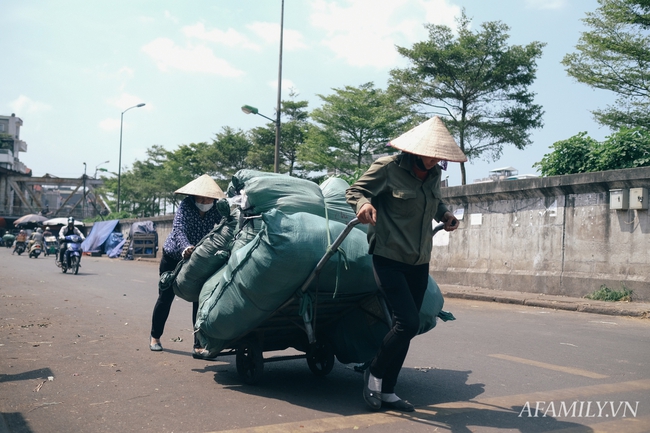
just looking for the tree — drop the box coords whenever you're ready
[389,10,545,185]
[534,128,650,176]
[533,132,599,176]
[301,82,411,176]
[562,0,650,129]
[209,126,253,186]
[246,92,311,176]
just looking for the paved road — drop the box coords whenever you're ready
[1,251,649,433]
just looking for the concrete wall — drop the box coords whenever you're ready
[431,167,650,301]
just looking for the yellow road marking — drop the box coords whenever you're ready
[206,379,650,433]
[489,353,609,379]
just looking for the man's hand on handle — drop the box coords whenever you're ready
[442,211,459,232]
[356,203,377,226]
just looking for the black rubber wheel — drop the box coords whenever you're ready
[72,256,80,275]
[236,340,264,385]
[306,338,335,376]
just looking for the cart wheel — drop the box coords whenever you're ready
[306,339,335,376]
[236,340,264,385]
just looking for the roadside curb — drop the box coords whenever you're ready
[441,286,650,319]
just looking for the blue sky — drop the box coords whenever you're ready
[1,0,615,186]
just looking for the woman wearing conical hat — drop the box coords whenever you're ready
[346,116,465,412]
[149,175,225,359]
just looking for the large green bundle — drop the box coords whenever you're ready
[195,209,378,353]
[240,175,325,216]
[320,177,366,232]
[227,169,283,197]
[325,275,445,364]
[172,200,238,302]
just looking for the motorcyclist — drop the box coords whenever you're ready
[28,228,44,254]
[12,230,27,255]
[58,217,85,264]
[42,226,53,256]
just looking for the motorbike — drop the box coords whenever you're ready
[56,234,83,274]
[29,240,43,259]
[3,233,15,248]
[14,241,26,255]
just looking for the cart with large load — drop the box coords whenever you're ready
[165,171,453,384]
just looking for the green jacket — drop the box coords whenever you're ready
[345,153,449,265]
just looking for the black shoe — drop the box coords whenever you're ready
[149,338,163,352]
[192,348,217,360]
[382,399,415,412]
[363,369,382,411]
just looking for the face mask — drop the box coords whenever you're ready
[195,201,213,212]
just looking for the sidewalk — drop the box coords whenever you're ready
[440,284,650,319]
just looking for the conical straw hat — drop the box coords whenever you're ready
[174,174,225,199]
[389,116,467,162]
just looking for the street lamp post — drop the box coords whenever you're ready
[274,0,285,174]
[117,103,145,213]
[83,162,87,219]
[94,160,110,179]
[93,160,110,218]
[241,0,284,173]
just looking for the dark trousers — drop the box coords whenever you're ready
[150,251,200,349]
[369,255,429,394]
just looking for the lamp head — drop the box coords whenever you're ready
[241,105,259,115]
[136,103,146,107]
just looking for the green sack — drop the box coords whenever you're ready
[320,176,366,232]
[196,209,378,345]
[240,175,325,217]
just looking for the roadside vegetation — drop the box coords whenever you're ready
[585,285,634,302]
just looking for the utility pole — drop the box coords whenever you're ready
[83,162,87,219]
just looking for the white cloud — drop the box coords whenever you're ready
[164,10,179,24]
[247,22,308,51]
[9,95,52,114]
[309,0,459,68]
[525,0,567,10]
[99,118,121,132]
[420,0,461,27]
[118,67,134,79]
[99,94,149,131]
[183,22,261,51]
[141,37,245,76]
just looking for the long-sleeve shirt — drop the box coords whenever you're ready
[162,196,222,261]
[59,226,85,240]
[345,152,449,266]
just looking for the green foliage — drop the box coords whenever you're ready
[300,82,410,176]
[0,133,13,150]
[534,128,650,175]
[533,132,599,175]
[585,284,634,301]
[562,0,650,129]
[247,93,311,176]
[389,10,545,184]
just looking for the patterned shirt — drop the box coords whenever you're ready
[163,196,222,261]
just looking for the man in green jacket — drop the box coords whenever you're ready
[346,116,466,412]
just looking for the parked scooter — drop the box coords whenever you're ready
[56,234,83,274]
[29,240,43,258]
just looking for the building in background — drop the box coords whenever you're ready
[0,113,29,174]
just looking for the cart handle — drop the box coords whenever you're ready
[297,218,360,294]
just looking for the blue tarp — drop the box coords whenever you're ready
[107,239,126,258]
[81,220,119,253]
